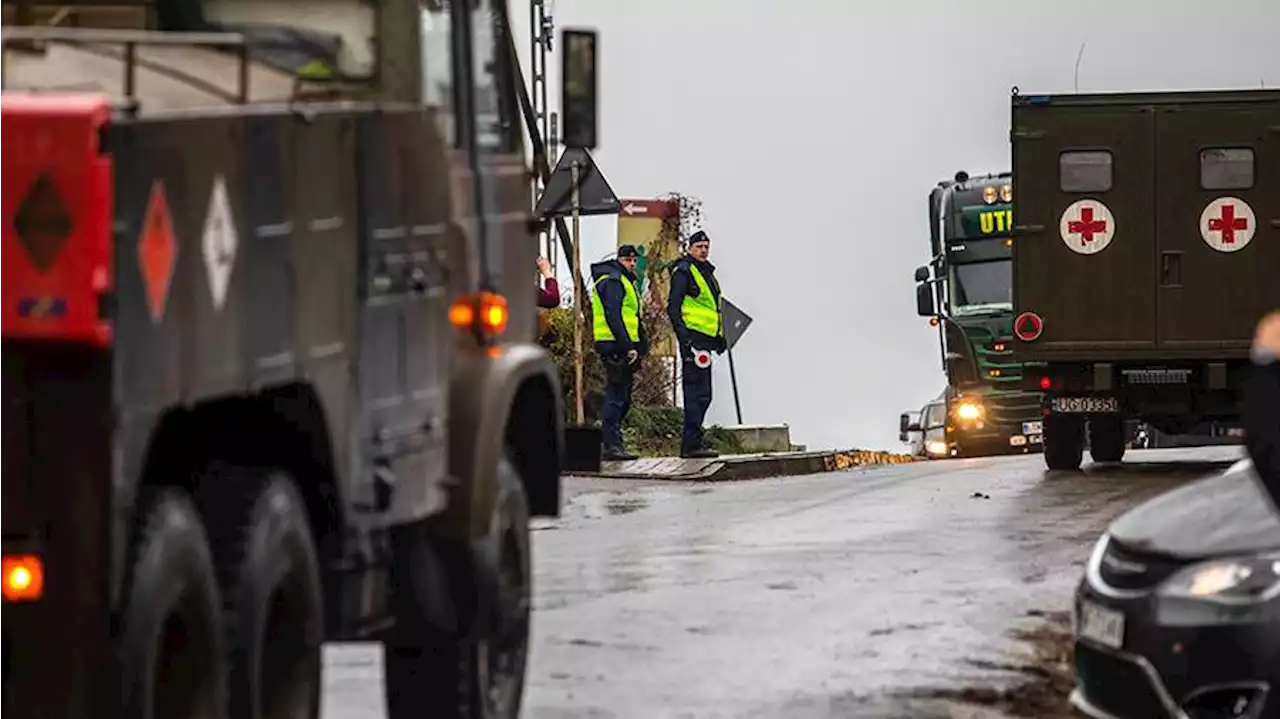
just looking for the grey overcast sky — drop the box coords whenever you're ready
[512,0,1280,451]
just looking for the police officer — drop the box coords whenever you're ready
[667,230,725,459]
[590,245,647,461]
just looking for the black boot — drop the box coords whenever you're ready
[603,446,639,462]
[680,447,719,459]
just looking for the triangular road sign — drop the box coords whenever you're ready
[723,298,753,351]
[534,147,620,219]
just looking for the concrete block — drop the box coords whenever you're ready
[720,423,791,453]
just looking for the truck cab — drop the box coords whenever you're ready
[914,171,1044,458]
[1010,88,1280,470]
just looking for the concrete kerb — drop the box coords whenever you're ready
[570,448,915,482]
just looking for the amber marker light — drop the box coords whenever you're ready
[2,555,44,602]
[449,292,510,340]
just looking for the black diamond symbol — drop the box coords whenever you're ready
[13,174,74,273]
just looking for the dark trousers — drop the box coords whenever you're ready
[680,343,713,452]
[601,355,636,450]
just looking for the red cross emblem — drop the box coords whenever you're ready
[1067,207,1107,245]
[1199,197,1257,253]
[1208,203,1248,244]
[1059,200,1115,255]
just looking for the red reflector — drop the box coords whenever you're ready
[2,93,114,346]
[1039,376,1052,391]
[1014,311,1043,342]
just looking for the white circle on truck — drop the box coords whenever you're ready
[1199,196,1256,253]
[1059,199,1116,255]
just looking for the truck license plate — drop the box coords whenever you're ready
[1023,421,1043,435]
[1078,599,1124,649]
[1051,397,1119,414]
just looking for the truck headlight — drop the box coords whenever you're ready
[926,440,948,456]
[1159,553,1280,605]
[955,402,982,421]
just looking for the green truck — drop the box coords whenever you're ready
[913,171,1044,457]
[1009,89,1280,470]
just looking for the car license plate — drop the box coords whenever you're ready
[1078,599,1125,649]
[1009,435,1027,446]
[1023,421,1043,435]
[1051,396,1119,414]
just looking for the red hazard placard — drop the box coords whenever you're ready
[1199,196,1256,253]
[138,180,178,323]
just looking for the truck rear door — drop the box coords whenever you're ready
[1012,99,1157,357]
[1153,97,1280,351]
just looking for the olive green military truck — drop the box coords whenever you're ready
[1009,88,1280,471]
[914,171,1045,457]
[1,0,580,717]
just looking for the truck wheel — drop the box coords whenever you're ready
[1043,415,1084,471]
[201,467,324,719]
[119,488,228,719]
[1088,416,1127,464]
[383,456,531,719]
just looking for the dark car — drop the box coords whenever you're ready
[1071,457,1280,719]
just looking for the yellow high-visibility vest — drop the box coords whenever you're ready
[590,273,641,342]
[681,264,722,337]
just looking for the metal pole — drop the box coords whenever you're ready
[548,112,560,269]
[571,160,585,424]
[726,344,743,425]
[671,355,679,406]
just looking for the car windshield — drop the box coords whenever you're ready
[950,260,1012,316]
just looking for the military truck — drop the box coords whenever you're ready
[1,0,577,717]
[913,171,1044,457]
[1009,88,1280,471]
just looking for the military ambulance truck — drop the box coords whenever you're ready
[913,171,1044,457]
[1009,88,1280,471]
[1,0,575,716]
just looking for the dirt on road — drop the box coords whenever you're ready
[899,609,1076,718]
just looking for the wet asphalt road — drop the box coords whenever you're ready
[321,445,1246,719]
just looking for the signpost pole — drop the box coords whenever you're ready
[726,344,743,425]
[571,160,585,424]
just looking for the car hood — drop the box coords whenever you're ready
[1108,458,1280,560]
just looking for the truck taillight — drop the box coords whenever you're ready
[2,94,114,347]
[450,291,509,340]
[2,555,44,603]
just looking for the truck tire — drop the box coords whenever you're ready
[201,466,324,719]
[383,456,531,719]
[1043,415,1085,471]
[1088,416,1127,464]
[119,488,228,719]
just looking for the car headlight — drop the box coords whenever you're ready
[1159,553,1280,605]
[954,402,982,421]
